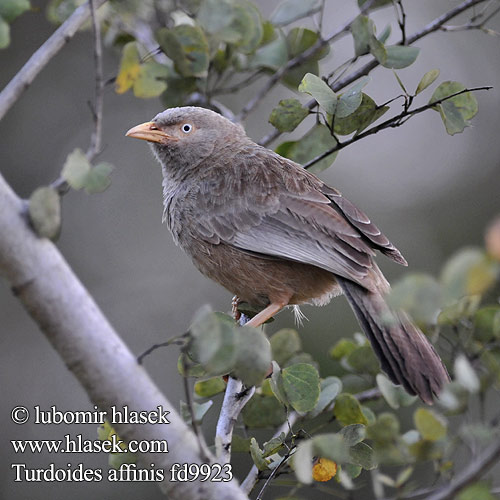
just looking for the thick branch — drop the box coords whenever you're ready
[215,378,255,464]
[0,0,108,122]
[0,173,248,500]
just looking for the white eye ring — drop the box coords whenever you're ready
[182,123,193,133]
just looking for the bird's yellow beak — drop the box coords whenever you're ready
[125,122,177,144]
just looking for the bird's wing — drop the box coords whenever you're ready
[189,147,406,288]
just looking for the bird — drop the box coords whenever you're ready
[126,106,450,404]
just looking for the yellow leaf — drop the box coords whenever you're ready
[312,457,337,482]
[115,42,141,94]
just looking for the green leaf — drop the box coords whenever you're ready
[177,353,208,378]
[133,61,168,98]
[282,28,329,88]
[309,376,342,417]
[270,328,302,365]
[298,73,337,115]
[330,338,357,359]
[250,438,269,470]
[180,400,213,425]
[190,309,238,376]
[243,393,287,428]
[474,306,500,342]
[377,373,417,409]
[0,18,9,49]
[349,442,377,470]
[196,0,234,36]
[458,482,496,500]
[339,424,366,447]
[346,344,379,375]
[336,77,370,118]
[231,434,252,453]
[334,93,388,135]
[233,326,272,387]
[438,294,481,326]
[0,0,30,23]
[194,377,226,397]
[61,148,91,190]
[269,99,309,133]
[276,124,338,174]
[84,162,113,194]
[294,440,314,483]
[334,393,368,426]
[156,25,209,77]
[414,408,447,441]
[351,15,386,62]
[381,45,420,69]
[262,432,286,457]
[429,81,478,135]
[271,0,320,26]
[367,412,400,446]
[197,0,263,53]
[282,363,320,412]
[415,69,440,95]
[270,362,288,405]
[440,248,490,302]
[378,24,391,44]
[454,355,480,393]
[28,187,61,240]
[387,273,442,326]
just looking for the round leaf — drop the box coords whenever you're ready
[282,363,320,412]
[28,187,61,240]
[414,408,447,441]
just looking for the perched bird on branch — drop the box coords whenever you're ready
[126,106,449,404]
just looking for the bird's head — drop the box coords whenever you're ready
[126,106,246,175]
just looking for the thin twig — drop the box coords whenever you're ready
[215,378,255,463]
[181,353,212,463]
[394,0,407,44]
[258,0,489,147]
[0,0,108,122]
[302,86,492,170]
[87,0,104,162]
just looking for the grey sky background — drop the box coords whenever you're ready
[1,1,499,499]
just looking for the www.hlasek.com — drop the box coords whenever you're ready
[10,405,232,483]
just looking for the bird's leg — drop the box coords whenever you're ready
[244,301,288,328]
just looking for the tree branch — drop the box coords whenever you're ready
[0,172,249,500]
[86,0,104,162]
[0,0,109,122]
[424,440,500,500]
[215,378,255,463]
[237,0,377,122]
[302,86,492,170]
[258,0,490,147]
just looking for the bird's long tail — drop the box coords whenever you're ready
[337,277,450,404]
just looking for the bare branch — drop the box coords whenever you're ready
[215,378,255,463]
[303,86,492,170]
[0,173,250,500]
[0,0,109,122]
[86,0,105,162]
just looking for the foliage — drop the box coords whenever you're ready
[3,0,500,499]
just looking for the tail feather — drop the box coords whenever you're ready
[337,277,450,404]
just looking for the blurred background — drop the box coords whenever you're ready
[1,1,499,499]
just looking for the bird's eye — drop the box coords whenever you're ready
[182,124,193,133]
